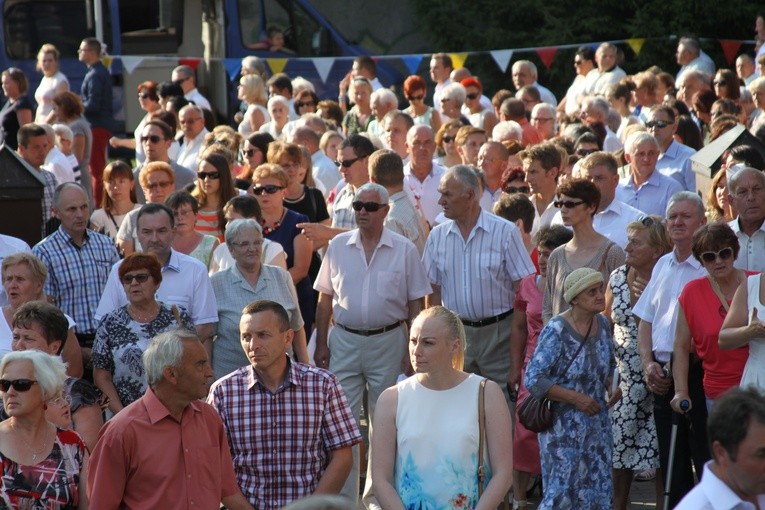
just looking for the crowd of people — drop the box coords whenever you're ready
[3,17,765,508]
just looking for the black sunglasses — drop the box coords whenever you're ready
[407,95,424,101]
[554,200,584,209]
[198,171,220,180]
[576,148,597,157]
[336,156,362,168]
[137,93,153,99]
[352,201,387,212]
[252,184,284,195]
[700,247,734,263]
[296,101,315,108]
[121,273,151,284]
[504,185,530,194]
[466,92,480,100]
[0,379,38,392]
[140,135,163,144]
[442,135,456,143]
[244,148,260,158]
[645,120,670,129]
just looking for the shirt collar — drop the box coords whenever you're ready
[347,227,394,249]
[55,226,91,246]
[143,387,200,424]
[164,249,182,272]
[700,461,765,510]
[729,217,765,235]
[670,248,703,269]
[447,209,487,237]
[246,357,299,392]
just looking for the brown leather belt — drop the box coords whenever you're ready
[460,309,513,328]
[336,322,402,336]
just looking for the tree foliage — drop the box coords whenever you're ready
[411,0,760,97]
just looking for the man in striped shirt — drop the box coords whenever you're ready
[423,165,536,405]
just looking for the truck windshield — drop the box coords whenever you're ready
[237,0,340,56]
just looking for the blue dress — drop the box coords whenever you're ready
[264,209,314,331]
[524,314,615,510]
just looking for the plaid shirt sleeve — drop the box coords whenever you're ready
[320,371,362,450]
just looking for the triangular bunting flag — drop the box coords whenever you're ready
[449,52,468,70]
[179,58,201,71]
[267,58,288,76]
[313,58,335,83]
[101,56,113,71]
[119,56,143,74]
[720,40,743,65]
[490,49,514,72]
[626,38,646,56]
[223,59,242,82]
[536,48,557,69]
[401,55,423,75]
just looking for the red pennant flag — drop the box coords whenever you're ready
[536,47,558,69]
[719,40,742,66]
[179,58,201,71]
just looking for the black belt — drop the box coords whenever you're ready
[336,322,402,336]
[460,309,513,328]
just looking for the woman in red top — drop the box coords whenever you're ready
[671,223,752,413]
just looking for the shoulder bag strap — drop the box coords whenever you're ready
[706,275,731,313]
[477,378,487,497]
[561,316,594,376]
[597,242,614,273]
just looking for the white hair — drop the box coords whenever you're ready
[513,60,538,79]
[441,83,466,104]
[291,76,315,96]
[372,88,398,107]
[492,120,522,142]
[355,182,389,203]
[0,350,66,400]
[267,95,290,111]
[52,123,73,142]
[225,218,263,247]
[143,330,200,387]
[625,131,659,154]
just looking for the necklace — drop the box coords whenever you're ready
[260,208,286,235]
[129,303,159,323]
[12,422,50,462]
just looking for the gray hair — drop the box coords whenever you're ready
[0,350,66,400]
[728,166,765,194]
[225,218,263,248]
[444,165,480,195]
[355,182,389,203]
[442,83,466,104]
[625,131,659,154]
[748,77,765,95]
[582,96,609,118]
[492,120,523,142]
[291,76,315,95]
[143,330,200,387]
[52,123,73,142]
[531,102,556,119]
[267,95,290,111]
[512,60,538,79]
[52,182,87,208]
[241,56,266,77]
[667,191,705,218]
[172,65,193,80]
[179,104,204,118]
[372,88,398,107]
[406,124,435,143]
[678,37,701,57]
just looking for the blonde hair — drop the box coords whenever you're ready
[239,74,267,105]
[414,306,467,370]
[251,163,289,188]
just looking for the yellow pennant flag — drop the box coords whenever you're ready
[449,52,468,70]
[626,38,646,56]
[101,56,113,70]
[267,58,288,75]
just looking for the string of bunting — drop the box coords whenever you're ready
[110,36,754,83]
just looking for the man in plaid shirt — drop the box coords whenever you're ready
[208,300,361,509]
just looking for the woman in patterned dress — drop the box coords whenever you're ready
[604,216,671,510]
[0,350,88,508]
[92,253,193,414]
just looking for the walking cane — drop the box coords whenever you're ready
[662,357,689,510]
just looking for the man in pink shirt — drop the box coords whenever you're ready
[87,330,252,510]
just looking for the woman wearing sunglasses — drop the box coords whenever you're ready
[109,81,161,165]
[251,164,314,334]
[543,179,625,324]
[92,253,194,415]
[435,119,463,169]
[403,75,442,133]
[672,223,751,415]
[166,191,220,268]
[461,77,497,136]
[192,152,237,242]
[10,301,103,453]
[0,350,88,508]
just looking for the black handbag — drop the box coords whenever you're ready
[518,317,593,432]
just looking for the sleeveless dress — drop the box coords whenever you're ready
[395,374,489,509]
[741,274,765,388]
[608,265,659,470]
[410,106,435,127]
[189,234,219,268]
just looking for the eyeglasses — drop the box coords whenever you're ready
[49,394,72,407]
[352,201,387,212]
[336,156,362,168]
[244,148,260,158]
[466,92,480,100]
[121,273,151,284]
[145,181,172,191]
[554,200,585,209]
[504,185,530,194]
[407,95,424,101]
[252,184,284,195]
[138,93,153,99]
[0,379,38,392]
[645,120,670,129]
[198,171,220,180]
[442,135,456,144]
[295,101,315,108]
[140,135,164,144]
[230,240,263,250]
[700,247,734,263]
[713,80,725,86]
[576,148,597,157]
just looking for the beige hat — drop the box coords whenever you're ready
[563,267,604,304]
